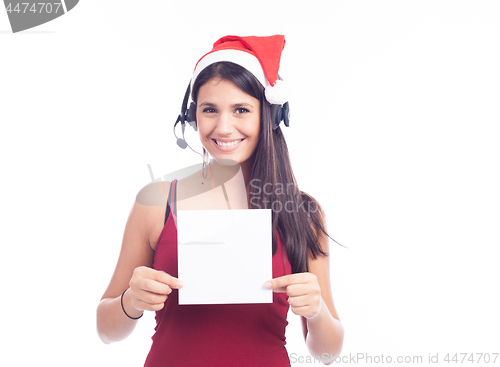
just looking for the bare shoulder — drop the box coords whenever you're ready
[136,180,171,207]
[136,181,173,251]
[100,182,171,300]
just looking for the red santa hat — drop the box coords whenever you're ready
[190,35,290,105]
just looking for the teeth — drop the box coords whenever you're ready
[215,139,242,147]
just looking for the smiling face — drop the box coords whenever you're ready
[196,78,261,166]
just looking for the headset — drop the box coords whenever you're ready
[173,82,290,150]
[173,84,198,151]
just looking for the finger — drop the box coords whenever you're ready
[139,278,172,296]
[134,288,169,306]
[265,281,289,293]
[264,281,286,293]
[291,302,322,319]
[264,275,293,290]
[290,304,312,317]
[133,298,166,312]
[151,270,184,289]
[284,284,311,297]
[130,273,172,296]
[127,288,167,313]
[138,267,183,289]
[271,286,288,293]
[287,294,310,308]
[264,274,307,291]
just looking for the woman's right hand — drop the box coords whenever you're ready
[127,266,184,312]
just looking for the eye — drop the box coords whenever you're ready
[202,107,217,113]
[235,108,250,114]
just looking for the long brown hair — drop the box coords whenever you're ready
[192,62,335,273]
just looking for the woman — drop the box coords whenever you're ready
[97,35,344,366]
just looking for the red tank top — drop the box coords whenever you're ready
[144,179,292,367]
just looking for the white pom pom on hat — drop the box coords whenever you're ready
[265,79,291,105]
[191,35,290,105]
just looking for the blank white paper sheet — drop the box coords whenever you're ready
[177,209,272,305]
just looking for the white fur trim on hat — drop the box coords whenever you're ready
[191,49,268,92]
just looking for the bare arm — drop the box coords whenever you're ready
[301,254,344,361]
[96,197,182,344]
[301,214,344,361]
[266,212,344,363]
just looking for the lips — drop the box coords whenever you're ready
[211,138,245,152]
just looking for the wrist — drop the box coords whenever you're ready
[306,297,326,322]
[121,289,144,320]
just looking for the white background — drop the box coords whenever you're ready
[1,1,499,366]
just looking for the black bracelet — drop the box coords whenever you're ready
[121,289,143,320]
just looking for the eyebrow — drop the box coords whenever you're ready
[198,102,255,108]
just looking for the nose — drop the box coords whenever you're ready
[214,112,234,136]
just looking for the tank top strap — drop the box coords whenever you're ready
[164,179,178,225]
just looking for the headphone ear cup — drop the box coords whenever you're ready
[270,104,283,130]
[187,102,197,131]
[283,102,290,127]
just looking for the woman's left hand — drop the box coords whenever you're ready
[265,273,322,319]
